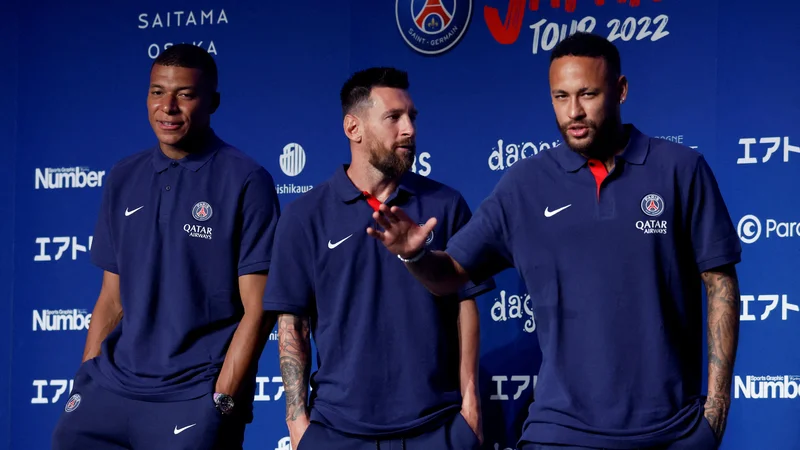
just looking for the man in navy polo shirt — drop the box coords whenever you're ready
[51,44,280,450]
[369,33,742,450]
[263,67,495,450]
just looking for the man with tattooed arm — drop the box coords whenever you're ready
[263,67,495,450]
[369,33,742,450]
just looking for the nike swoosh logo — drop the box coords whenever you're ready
[125,206,143,216]
[328,234,353,249]
[173,424,196,435]
[544,204,572,217]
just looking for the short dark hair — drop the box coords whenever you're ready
[340,67,410,116]
[550,32,621,79]
[152,44,219,91]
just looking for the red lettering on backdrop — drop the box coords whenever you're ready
[484,0,527,45]
[484,0,660,44]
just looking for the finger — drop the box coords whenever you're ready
[419,217,437,234]
[373,210,394,231]
[379,203,402,223]
[388,205,414,224]
[366,227,385,241]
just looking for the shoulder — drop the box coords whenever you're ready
[647,136,704,164]
[213,143,274,182]
[404,171,466,206]
[644,135,713,178]
[278,177,336,221]
[107,148,152,176]
[103,147,154,190]
[507,145,561,178]
[483,146,560,198]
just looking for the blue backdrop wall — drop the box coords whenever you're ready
[2,0,799,449]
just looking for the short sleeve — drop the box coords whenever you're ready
[262,210,315,316]
[238,167,281,276]
[90,172,118,274]
[446,173,515,284]
[687,155,742,273]
[449,194,496,300]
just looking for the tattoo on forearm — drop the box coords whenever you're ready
[701,265,741,440]
[278,314,311,422]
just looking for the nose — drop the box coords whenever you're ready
[567,97,586,120]
[161,95,179,114]
[399,115,416,138]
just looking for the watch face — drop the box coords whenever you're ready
[215,394,234,414]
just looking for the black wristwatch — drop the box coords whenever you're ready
[213,392,235,415]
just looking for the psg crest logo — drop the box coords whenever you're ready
[65,393,81,412]
[640,193,665,217]
[192,201,213,222]
[395,0,472,55]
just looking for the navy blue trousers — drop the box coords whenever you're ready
[296,413,481,450]
[520,417,719,450]
[51,364,246,450]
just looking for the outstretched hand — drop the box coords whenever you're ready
[366,204,437,260]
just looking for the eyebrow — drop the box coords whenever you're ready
[149,84,196,91]
[385,108,418,116]
[551,87,597,94]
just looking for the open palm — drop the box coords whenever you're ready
[366,204,437,259]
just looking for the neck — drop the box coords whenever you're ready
[160,127,212,160]
[346,157,402,202]
[581,122,628,167]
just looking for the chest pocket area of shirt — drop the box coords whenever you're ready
[177,196,237,262]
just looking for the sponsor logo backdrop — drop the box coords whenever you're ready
[2,0,798,449]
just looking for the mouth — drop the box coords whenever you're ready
[567,125,589,138]
[395,144,416,153]
[157,120,184,131]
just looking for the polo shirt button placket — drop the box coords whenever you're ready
[587,159,609,201]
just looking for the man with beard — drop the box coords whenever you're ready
[263,67,494,450]
[367,33,742,450]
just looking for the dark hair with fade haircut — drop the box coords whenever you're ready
[550,32,621,79]
[152,44,219,91]
[340,67,410,116]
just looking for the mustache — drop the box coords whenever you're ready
[564,121,595,129]
[394,140,416,150]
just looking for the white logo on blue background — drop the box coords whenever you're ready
[737,215,761,244]
[279,143,306,177]
[395,0,472,55]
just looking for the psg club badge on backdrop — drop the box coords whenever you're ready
[395,0,473,56]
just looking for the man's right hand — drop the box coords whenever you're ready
[287,416,310,450]
[366,204,436,260]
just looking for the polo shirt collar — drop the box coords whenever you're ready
[151,129,224,173]
[332,164,418,203]
[618,124,649,165]
[553,124,649,172]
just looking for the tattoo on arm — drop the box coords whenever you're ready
[701,264,741,440]
[278,314,311,422]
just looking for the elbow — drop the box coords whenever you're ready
[428,282,460,298]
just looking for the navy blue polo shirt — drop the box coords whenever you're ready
[263,165,495,437]
[85,131,281,410]
[446,125,742,449]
